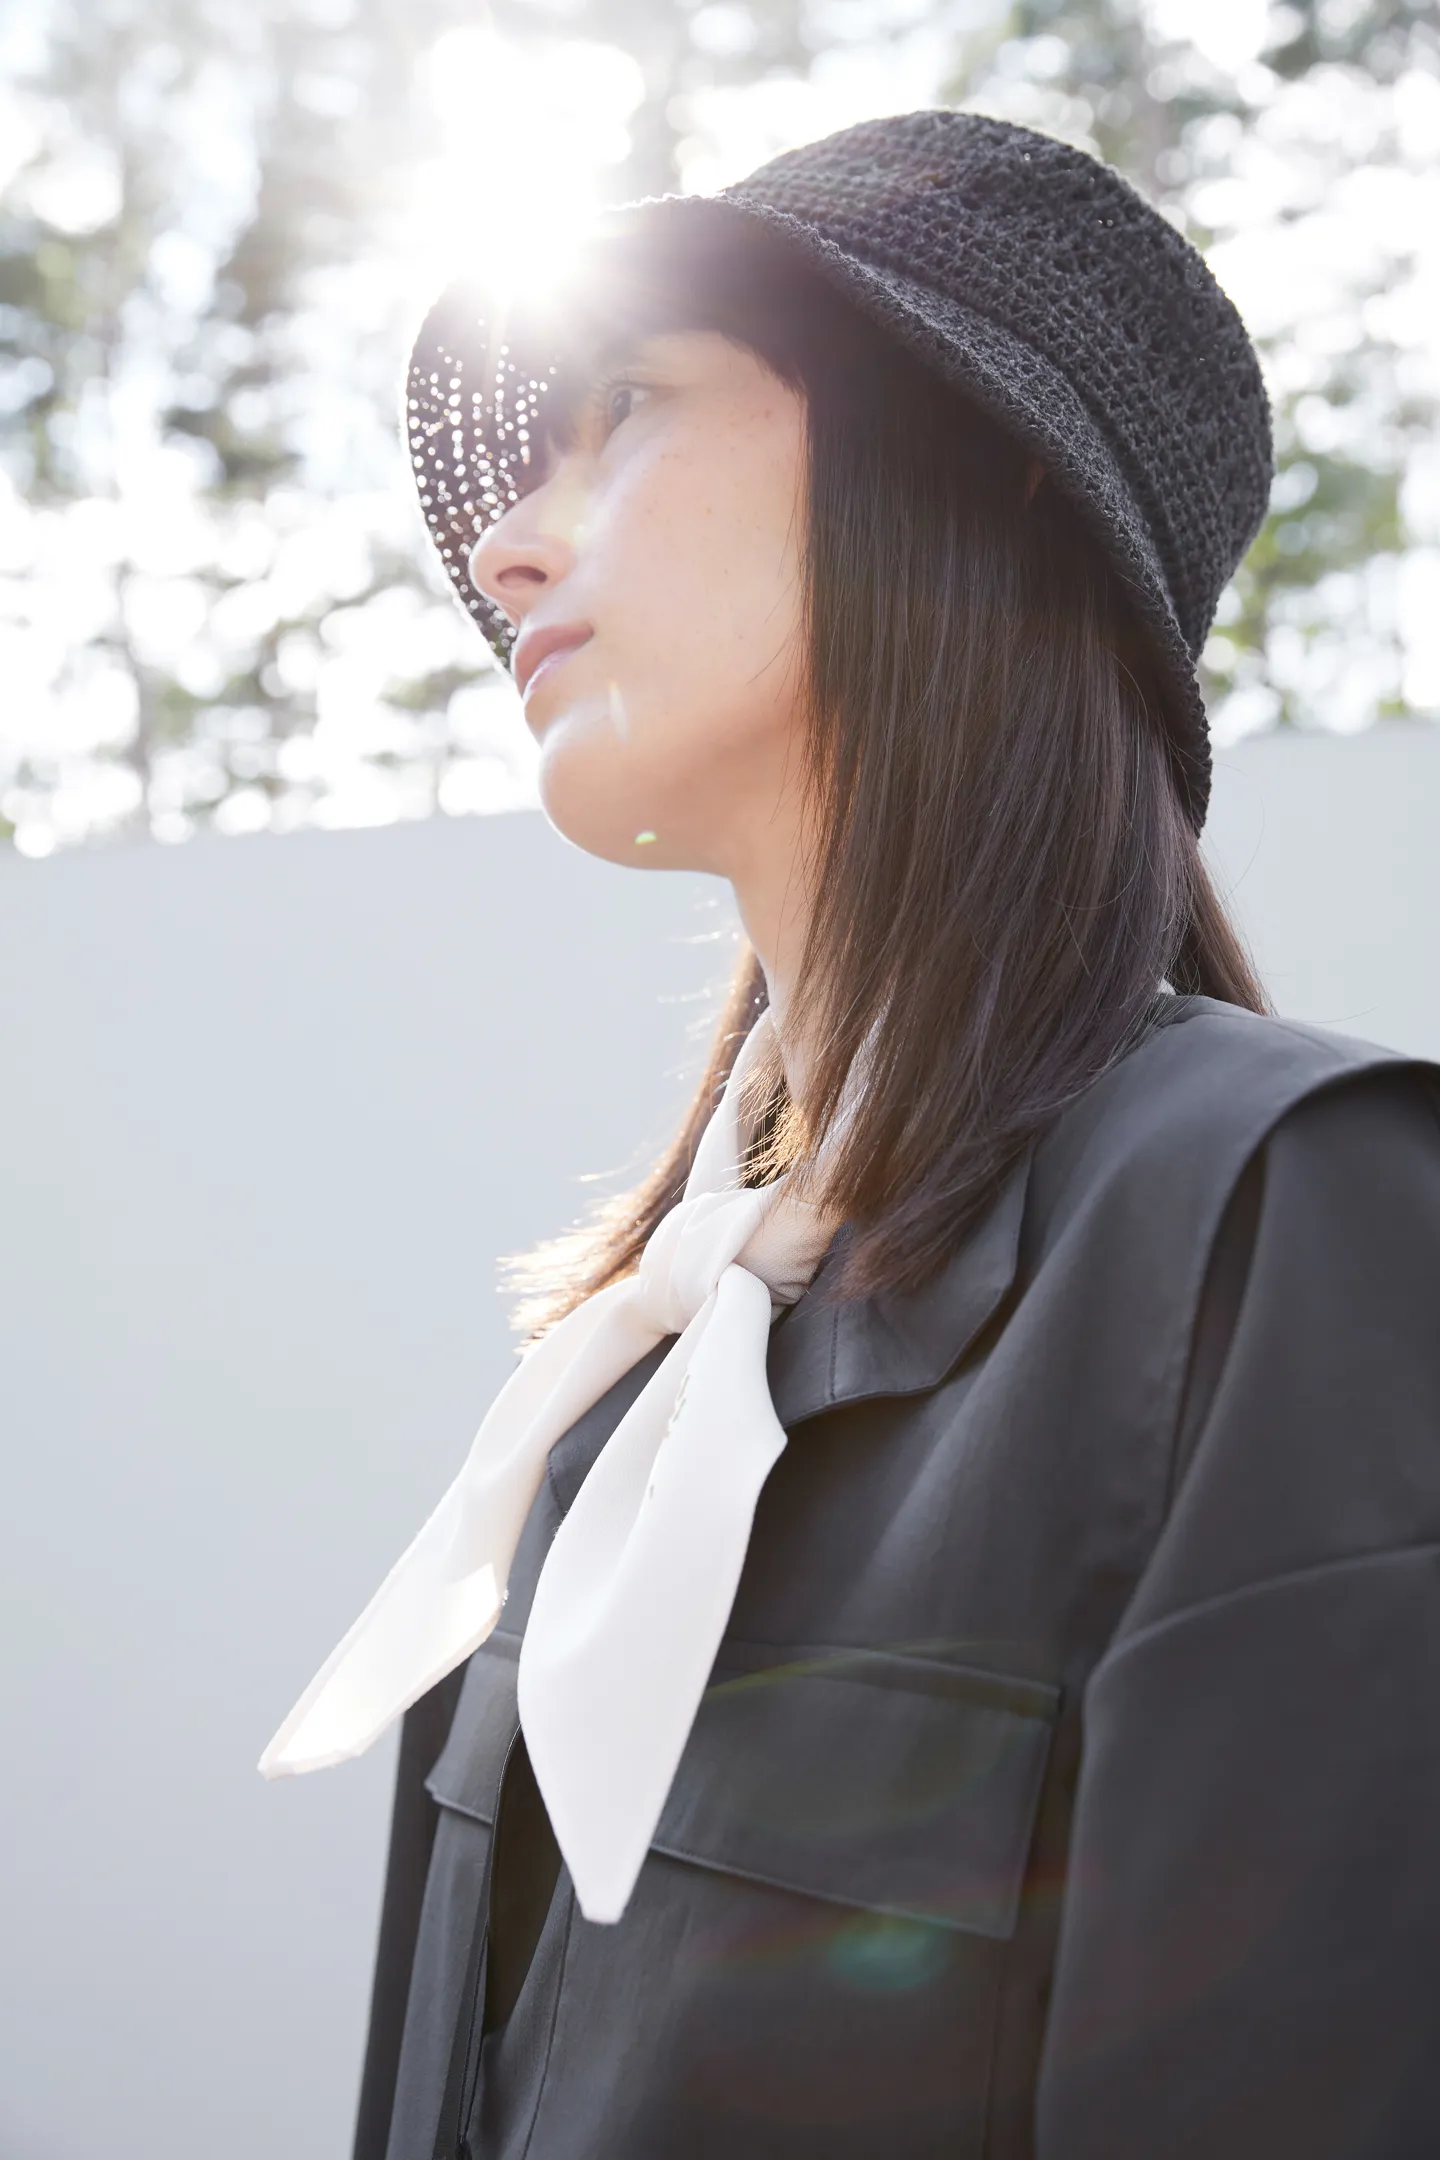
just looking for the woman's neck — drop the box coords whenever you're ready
[729,847,815,1110]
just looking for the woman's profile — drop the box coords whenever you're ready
[262,110,1440,2160]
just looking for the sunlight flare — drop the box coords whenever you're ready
[405,27,646,314]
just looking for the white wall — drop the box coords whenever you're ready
[1,722,1436,2160]
[0,813,739,2160]
[1203,722,1440,1056]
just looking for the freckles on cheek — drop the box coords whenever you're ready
[600,459,693,621]
[604,418,803,698]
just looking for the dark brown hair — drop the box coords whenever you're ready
[499,221,1266,1344]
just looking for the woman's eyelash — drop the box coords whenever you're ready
[593,373,652,436]
[528,372,653,470]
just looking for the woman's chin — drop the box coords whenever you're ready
[535,761,667,871]
[532,708,712,872]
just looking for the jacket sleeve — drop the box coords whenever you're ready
[352,1667,467,2160]
[1034,1064,1440,2160]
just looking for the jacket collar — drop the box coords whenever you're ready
[766,1143,1033,1428]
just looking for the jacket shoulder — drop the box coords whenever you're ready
[1146,992,1425,1086]
[1033,995,1440,1224]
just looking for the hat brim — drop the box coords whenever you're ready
[404,192,1212,829]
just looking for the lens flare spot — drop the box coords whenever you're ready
[634,829,657,845]
[826,1913,952,1995]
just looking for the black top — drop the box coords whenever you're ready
[354,995,1440,2160]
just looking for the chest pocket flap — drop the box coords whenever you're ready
[427,1637,1058,1940]
[651,1647,1060,1939]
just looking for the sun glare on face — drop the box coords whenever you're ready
[464,328,812,886]
[402,28,645,321]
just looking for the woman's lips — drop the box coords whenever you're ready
[521,633,593,702]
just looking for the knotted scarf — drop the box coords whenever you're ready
[259,1006,845,1923]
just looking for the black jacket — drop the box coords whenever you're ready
[353,995,1440,2160]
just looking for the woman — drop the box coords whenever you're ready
[264,113,1440,2158]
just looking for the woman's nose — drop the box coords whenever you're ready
[467,484,581,629]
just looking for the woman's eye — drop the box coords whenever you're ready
[600,379,651,437]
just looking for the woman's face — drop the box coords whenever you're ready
[466,330,811,884]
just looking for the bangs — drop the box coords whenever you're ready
[514,219,819,483]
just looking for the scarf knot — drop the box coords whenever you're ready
[635,1184,792,1335]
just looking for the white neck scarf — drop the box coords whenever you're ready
[259,1007,845,1923]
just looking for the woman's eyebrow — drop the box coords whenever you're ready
[587,330,658,378]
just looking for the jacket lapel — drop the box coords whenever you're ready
[767,1145,1033,1428]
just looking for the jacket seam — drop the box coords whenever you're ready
[516,1889,576,2160]
[1099,1537,1440,1674]
[1158,1145,1264,1523]
[1151,1055,1437,1578]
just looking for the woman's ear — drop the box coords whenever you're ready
[1024,456,1046,507]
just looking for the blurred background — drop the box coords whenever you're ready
[1,0,1437,850]
[2,2,1438,2156]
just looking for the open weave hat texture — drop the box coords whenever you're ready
[405,109,1274,832]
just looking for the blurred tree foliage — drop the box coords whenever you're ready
[0,0,1436,853]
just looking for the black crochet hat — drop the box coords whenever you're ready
[404,109,1274,833]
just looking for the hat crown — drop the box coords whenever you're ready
[715,110,1273,662]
